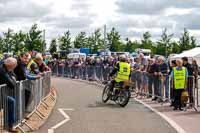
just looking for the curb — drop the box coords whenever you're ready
[17,88,57,133]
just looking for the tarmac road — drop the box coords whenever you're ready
[36,77,177,133]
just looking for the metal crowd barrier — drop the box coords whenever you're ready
[0,72,51,132]
[50,62,200,111]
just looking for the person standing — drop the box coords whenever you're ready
[182,57,193,104]
[170,59,188,111]
[147,58,156,97]
[192,59,199,88]
[158,56,169,100]
[0,57,18,132]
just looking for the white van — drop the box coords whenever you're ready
[67,53,86,59]
[135,49,151,59]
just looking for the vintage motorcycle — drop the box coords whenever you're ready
[102,80,131,107]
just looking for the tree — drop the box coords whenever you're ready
[74,32,87,48]
[0,36,4,53]
[12,31,27,55]
[25,24,45,52]
[179,28,191,52]
[58,31,71,50]
[3,28,14,53]
[107,28,122,52]
[171,41,180,54]
[141,31,153,49]
[87,29,104,53]
[191,36,197,48]
[49,39,57,54]
[156,28,173,56]
[124,38,135,52]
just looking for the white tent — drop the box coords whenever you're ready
[170,47,200,65]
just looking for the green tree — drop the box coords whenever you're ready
[25,24,45,52]
[3,28,14,53]
[124,38,135,52]
[74,32,87,48]
[156,28,173,56]
[87,29,104,53]
[49,39,57,54]
[0,36,4,53]
[171,41,180,54]
[141,31,153,49]
[107,28,122,52]
[191,36,197,48]
[58,31,71,50]
[179,28,191,52]
[12,31,27,55]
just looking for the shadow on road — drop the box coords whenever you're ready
[87,101,123,109]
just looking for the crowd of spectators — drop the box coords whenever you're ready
[48,53,200,111]
[0,52,50,132]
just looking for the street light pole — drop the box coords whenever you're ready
[43,29,46,53]
[104,24,107,50]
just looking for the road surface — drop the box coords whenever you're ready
[37,77,177,133]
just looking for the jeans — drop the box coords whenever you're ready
[95,66,102,80]
[103,67,109,81]
[164,76,169,98]
[5,96,16,129]
[148,75,154,96]
[154,76,161,97]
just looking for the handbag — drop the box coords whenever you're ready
[181,90,189,103]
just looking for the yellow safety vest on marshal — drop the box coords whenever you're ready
[27,59,37,73]
[115,62,130,82]
[173,67,186,89]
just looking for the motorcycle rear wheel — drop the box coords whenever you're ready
[117,89,131,107]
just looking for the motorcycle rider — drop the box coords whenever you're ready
[109,55,131,95]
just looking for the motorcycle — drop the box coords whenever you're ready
[102,80,131,107]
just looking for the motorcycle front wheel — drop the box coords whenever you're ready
[102,84,111,103]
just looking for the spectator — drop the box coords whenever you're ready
[139,53,148,95]
[102,57,109,81]
[15,52,41,80]
[132,57,141,92]
[169,60,177,106]
[170,59,188,111]
[27,53,40,74]
[182,57,193,104]
[158,56,169,100]
[14,52,40,112]
[0,57,17,90]
[95,58,103,80]
[0,57,18,132]
[28,53,50,74]
[147,58,156,97]
[153,59,161,101]
[192,59,199,88]
[169,60,176,73]
[42,53,49,65]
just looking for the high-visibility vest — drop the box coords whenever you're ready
[115,62,130,82]
[173,67,186,89]
[27,59,37,73]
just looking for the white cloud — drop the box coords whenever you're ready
[0,0,200,45]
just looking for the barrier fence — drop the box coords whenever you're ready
[50,63,200,111]
[0,72,51,132]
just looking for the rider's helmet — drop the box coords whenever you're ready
[119,54,126,62]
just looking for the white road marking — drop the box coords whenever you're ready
[48,108,74,133]
[134,98,186,133]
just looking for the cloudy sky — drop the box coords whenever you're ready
[0,0,200,44]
